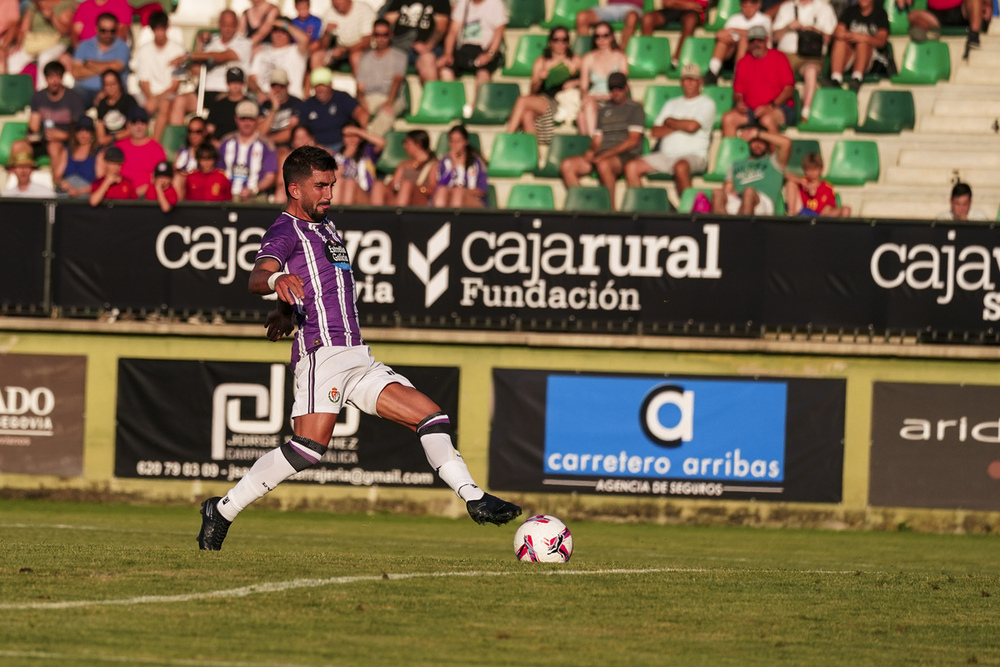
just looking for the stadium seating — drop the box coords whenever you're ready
[505,0,546,28]
[564,185,612,211]
[885,0,912,36]
[0,121,29,168]
[701,85,733,130]
[891,41,951,85]
[626,36,673,79]
[703,136,749,182]
[825,140,880,186]
[376,131,409,175]
[675,37,714,78]
[159,125,187,160]
[856,90,916,134]
[573,34,593,56]
[622,187,674,212]
[643,85,682,128]
[786,139,822,177]
[487,184,498,208]
[503,34,547,77]
[677,187,713,213]
[536,133,592,178]
[798,88,858,133]
[543,0,598,29]
[0,74,34,115]
[705,0,742,31]
[435,131,481,160]
[467,82,523,125]
[405,81,466,124]
[487,133,539,177]
[507,183,556,210]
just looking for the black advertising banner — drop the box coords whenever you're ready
[870,382,1000,510]
[114,358,454,489]
[0,353,86,476]
[489,369,845,502]
[0,202,47,312]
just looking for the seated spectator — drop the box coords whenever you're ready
[640,0,708,69]
[826,0,890,92]
[90,144,137,205]
[55,116,98,197]
[94,68,137,146]
[291,0,324,48]
[312,0,376,75]
[936,181,989,221]
[217,99,277,201]
[249,18,309,100]
[721,25,795,136]
[560,72,645,211]
[504,26,582,145]
[433,124,488,208]
[172,116,207,196]
[25,61,83,174]
[299,67,369,153]
[207,67,250,143]
[145,159,178,212]
[704,0,772,84]
[2,151,56,198]
[331,122,385,205]
[129,0,167,28]
[772,0,837,123]
[711,125,790,215]
[184,142,232,201]
[438,0,507,94]
[383,0,449,83]
[784,152,851,217]
[70,12,130,108]
[73,0,132,44]
[371,129,438,206]
[238,0,280,50]
[356,19,408,137]
[259,68,302,204]
[577,22,630,137]
[105,106,167,198]
[3,0,76,87]
[290,123,317,150]
[578,1,644,49]
[170,10,252,127]
[134,10,186,143]
[624,64,714,202]
[907,0,987,51]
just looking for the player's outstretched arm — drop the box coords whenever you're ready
[249,257,305,304]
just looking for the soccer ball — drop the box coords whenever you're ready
[513,515,573,563]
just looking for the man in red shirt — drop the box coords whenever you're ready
[184,143,232,202]
[721,25,795,136]
[90,145,137,205]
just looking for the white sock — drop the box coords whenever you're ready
[831,72,843,83]
[217,445,299,521]
[801,105,810,118]
[417,413,484,501]
[708,57,722,75]
[438,458,484,501]
[851,72,863,81]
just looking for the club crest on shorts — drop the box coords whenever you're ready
[328,387,340,403]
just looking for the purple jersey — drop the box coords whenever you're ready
[256,212,363,365]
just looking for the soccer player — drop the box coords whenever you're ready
[196,146,521,550]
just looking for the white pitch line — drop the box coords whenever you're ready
[0,649,308,667]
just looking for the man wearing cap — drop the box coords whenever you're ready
[134,10,187,143]
[356,18,408,137]
[105,106,167,198]
[560,72,645,211]
[207,67,251,141]
[721,24,795,137]
[1,152,56,198]
[711,123,791,216]
[248,18,310,100]
[90,145,137,206]
[259,68,303,205]
[217,99,278,201]
[70,12,131,108]
[145,160,179,212]
[299,67,369,154]
[624,64,715,203]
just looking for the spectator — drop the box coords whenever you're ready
[826,0,890,92]
[577,22,630,137]
[3,0,76,88]
[259,68,302,204]
[356,19,408,137]
[90,144,137,205]
[94,68,137,146]
[54,116,98,197]
[704,0,772,85]
[217,99,278,201]
[711,125,790,215]
[721,25,795,136]
[640,0,708,69]
[433,124,488,208]
[184,142,231,202]
[561,72,645,211]
[772,0,837,123]
[106,106,167,198]
[371,129,438,206]
[145,159,178,212]
[505,26,582,146]
[129,0,167,28]
[936,181,989,221]
[2,151,56,198]
[784,152,851,217]
[134,10,186,143]
[438,0,507,93]
[70,12,130,108]
[299,66,369,153]
[577,1,644,49]
[291,0,324,48]
[313,0,376,75]
[207,67,250,142]
[238,0,280,50]
[172,116,207,196]
[290,123,317,149]
[908,0,987,51]
[170,10,252,127]
[331,122,385,205]
[383,0,450,82]
[248,18,309,100]
[72,0,131,45]
[22,61,83,173]
[624,64,714,202]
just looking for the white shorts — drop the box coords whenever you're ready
[640,152,708,175]
[725,190,775,216]
[594,4,643,22]
[291,345,413,418]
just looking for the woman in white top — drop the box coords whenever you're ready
[771,0,838,123]
[577,22,629,137]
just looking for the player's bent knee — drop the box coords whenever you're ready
[281,435,327,472]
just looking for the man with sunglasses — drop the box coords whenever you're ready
[721,25,794,137]
[70,12,130,107]
[356,18,408,137]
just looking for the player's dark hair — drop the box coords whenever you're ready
[951,181,972,200]
[283,146,337,198]
[149,11,169,30]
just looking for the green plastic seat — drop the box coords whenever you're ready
[704,136,750,183]
[786,139,822,177]
[487,184,498,209]
[467,82,523,125]
[159,125,187,160]
[505,0,546,28]
[626,36,673,79]
[622,187,674,212]
[398,78,411,117]
[543,0,598,29]
[705,0,742,31]
[856,90,915,134]
[798,88,858,132]
[642,85,682,128]
[405,81,466,124]
[891,41,950,85]
[536,133,592,177]
[825,140,880,186]
[434,130,481,159]
[0,121,29,168]
[487,132,539,177]
[503,34,547,77]
[376,130,409,175]
[564,185,612,211]
[885,0,911,36]
[674,37,713,78]
[507,183,556,210]
[0,74,34,115]
[702,85,732,130]
[573,34,593,56]
[677,187,713,213]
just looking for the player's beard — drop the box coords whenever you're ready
[303,200,329,222]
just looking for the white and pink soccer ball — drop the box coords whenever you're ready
[513,515,573,563]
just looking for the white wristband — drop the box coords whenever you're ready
[267,272,288,291]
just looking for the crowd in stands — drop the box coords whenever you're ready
[0,0,990,219]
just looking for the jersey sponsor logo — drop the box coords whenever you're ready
[324,239,352,269]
